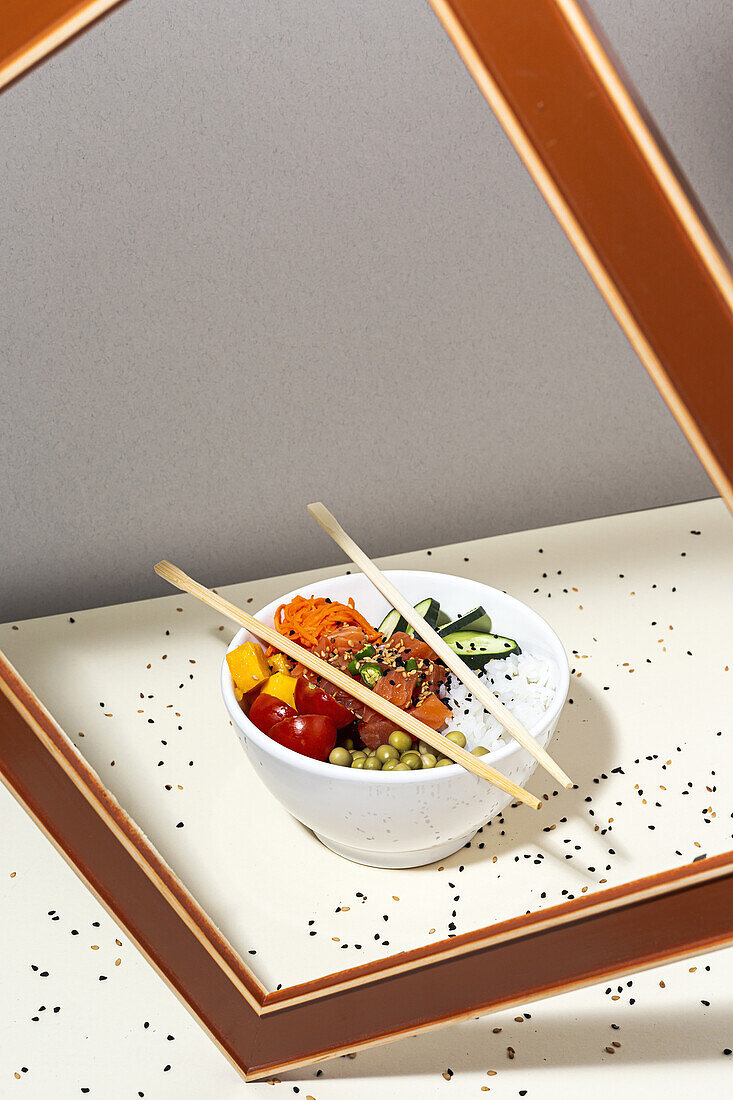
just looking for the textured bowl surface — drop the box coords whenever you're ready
[221,570,569,867]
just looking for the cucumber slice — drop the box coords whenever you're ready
[469,609,493,634]
[436,608,451,629]
[379,607,417,638]
[381,597,442,639]
[378,608,402,639]
[405,597,441,637]
[421,598,441,630]
[442,629,520,666]
[456,652,511,671]
[438,606,492,637]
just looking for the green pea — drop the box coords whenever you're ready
[363,755,382,771]
[400,751,422,770]
[351,757,365,769]
[420,753,437,769]
[391,762,410,771]
[435,758,454,767]
[329,746,352,767]
[342,737,354,751]
[418,741,431,756]
[351,750,366,762]
[471,745,490,757]
[376,744,399,763]
[445,730,467,749]
[388,730,412,754]
[381,759,399,771]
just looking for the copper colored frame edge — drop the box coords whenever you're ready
[0,653,264,1083]
[4,646,733,1080]
[0,1,127,93]
[427,0,733,510]
[248,856,733,1078]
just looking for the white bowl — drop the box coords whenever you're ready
[221,570,569,868]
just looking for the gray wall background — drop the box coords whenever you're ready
[1,1,729,622]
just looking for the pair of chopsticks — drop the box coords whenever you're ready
[155,506,573,811]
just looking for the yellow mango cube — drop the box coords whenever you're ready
[267,651,291,675]
[260,672,298,710]
[226,642,270,695]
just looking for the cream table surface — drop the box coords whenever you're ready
[1,499,732,1098]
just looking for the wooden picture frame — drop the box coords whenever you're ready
[2,0,733,1083]
[427,0,733,512]
[3,651,733,1081]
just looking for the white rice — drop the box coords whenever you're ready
[441,651,557,753]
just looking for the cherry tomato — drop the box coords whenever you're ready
[248,692,296,734]
[267,715,337,761]
[294,677,354,729]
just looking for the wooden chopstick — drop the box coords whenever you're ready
[306,503,574,791]
[154,561,542,810]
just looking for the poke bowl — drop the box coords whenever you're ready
[221,570,569,868]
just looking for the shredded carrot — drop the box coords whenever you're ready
[271,594,381,650]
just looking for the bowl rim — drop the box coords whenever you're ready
[221,569,570,783]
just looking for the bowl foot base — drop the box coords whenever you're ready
[313,830,477,869]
